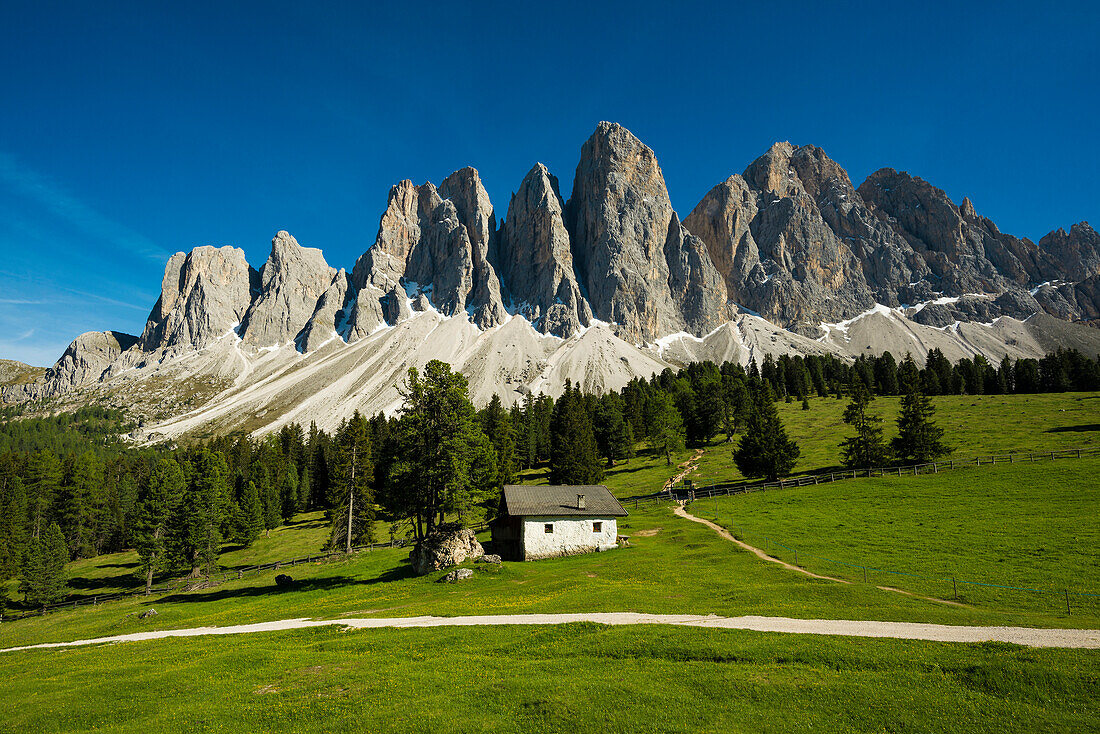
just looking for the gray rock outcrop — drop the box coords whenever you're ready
[351,176,508,330]
[439,568,474,583]
[297,269,350,352]
[241,231,336,348]
[138,245,256,351]
[497,163,592,336]
[408,526,484,575]
[566,122,727,341]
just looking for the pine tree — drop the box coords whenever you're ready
[258,466,280,538]
[26,450,61,539]
[548,384,605,483]
[134,458,185,594]
[279,461,300,522]
[839,383,890,469]
[329,412,375,552]
[391,361,496,540]
[0,471,27,580]
[480,395,516,488]
[20,522,68,606]
[184,449,230,577]
[892,390,951,463]
[734,387,800,481]
[645,392,685,466]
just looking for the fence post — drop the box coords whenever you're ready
[952,577,957,600]
[1077,450,1082,459]
[863,566,868,583]
[1066,589,1071,615]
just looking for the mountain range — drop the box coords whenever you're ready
[3,122,1099,440]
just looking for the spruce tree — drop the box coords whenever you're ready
[391,361,496,539]
[134,458,185,594]
[480,395,516,487]
[329,412,375,552]
[840,383,890,469]
[645,392,685,466]
[21,522,68,606]
[734,387,800,481]
[893,390,951,463]
[0,473,27,580]
[184,449,230,577]
[548,384,605,483]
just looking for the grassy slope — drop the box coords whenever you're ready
[691,392,1100,486]
[689,459,1100,616]
[1,624,1096,734]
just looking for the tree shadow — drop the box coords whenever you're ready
[1046,424,1100,433]
[153,565,417,605]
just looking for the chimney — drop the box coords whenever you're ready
[577,494,586,510]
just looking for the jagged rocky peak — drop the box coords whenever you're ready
[687,142,878,332]
[663,212,730,335]
[351,176,507,332]
[567,121,726,341]
[297,268,351,352]
[497,162,592,336]
[51,331,139,392]
[438,167,508,328]
[139,244,255,351]
[1039,222,1100,279]
[240,231,337,348]
[857,168,1037,293]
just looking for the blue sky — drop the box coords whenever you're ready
[1,0,1097,365]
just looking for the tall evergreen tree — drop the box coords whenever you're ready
[480,395,516,488]
[839,383,890,469]
[134,458,185,594]
[0,470,27,580]
[20,521,67,606]
[733,388,801,481]
[328,412,375,552]
[892,390,951,463]
[391,361,497,540]
[645,392,685,466]
[548,383,605,483]
[183,449,230,577]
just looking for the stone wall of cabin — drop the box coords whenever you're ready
[521,516,618,560]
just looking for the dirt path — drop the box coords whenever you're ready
[663,448,704,491]
[673,504,967,607]
[2,612,1096,652]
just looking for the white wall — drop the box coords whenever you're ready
[521,516,618,560]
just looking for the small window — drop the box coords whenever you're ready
[592,521,603,533]
[544,523,553,534]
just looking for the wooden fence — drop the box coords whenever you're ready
[623,447,1100,508]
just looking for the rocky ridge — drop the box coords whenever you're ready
[5,122,1099,436]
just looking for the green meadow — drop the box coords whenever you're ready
[1,624,1097,733]
[1,392,1098,732]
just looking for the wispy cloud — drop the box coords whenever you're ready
[0,152,172,264]
[0,298,46,305]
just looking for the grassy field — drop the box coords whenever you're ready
[3,511,334,603]
[690,391,1100,486]
[689,457,1100,617]
[1,624,1097,733]
[0,393,1097,731]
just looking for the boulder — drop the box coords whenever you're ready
[475,554,502,564]
[138,608,158,619]
[408,526,484,575]
[275,574,293,587]
[439,568,474,583]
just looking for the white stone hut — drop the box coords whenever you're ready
[490,485,628,561]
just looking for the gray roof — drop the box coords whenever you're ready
[501,485,628,517]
